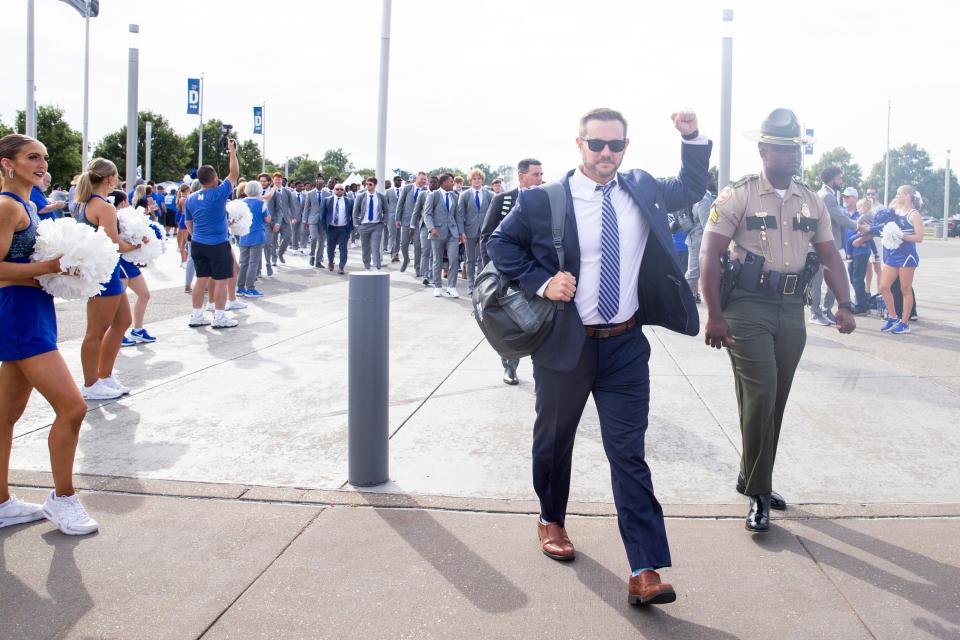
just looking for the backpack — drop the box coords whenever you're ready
[471,182,566,360]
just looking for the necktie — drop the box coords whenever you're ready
[413,187,420,203]
[444,192,450,212]
[335,197,341,225]
[395,187,400,199]
[368,194,374,221]
[475,190,481,211]
[597,182,620,322]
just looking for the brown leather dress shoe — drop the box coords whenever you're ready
[627,571,677,606]
[537,520,575,561]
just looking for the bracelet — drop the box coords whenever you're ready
[681,129,700,141]
[837,302,855,313]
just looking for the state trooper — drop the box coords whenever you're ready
[699,108,856,533]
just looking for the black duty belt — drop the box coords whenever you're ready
[585,316,637,338]
[758,270,804,297]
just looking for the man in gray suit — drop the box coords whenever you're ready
[384,175,403,261]
[809,165,857,326]
[411,174,439,283]
[422,173,465,298]
[267,173,298,264]
[352,176,389,270]
[457,167,493,293]
[291,181,308,254]
[303,175,327,267]
[396,171,427,273]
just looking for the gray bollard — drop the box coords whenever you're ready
[347,271,390,486]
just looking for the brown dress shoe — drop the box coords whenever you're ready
[627,571,676,606]
[328,262,334,271]
[537,520,575,561]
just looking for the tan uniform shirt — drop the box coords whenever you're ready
[705,172,833,273]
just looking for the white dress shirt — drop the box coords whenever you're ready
[332,196,347,226]
[361,191,381,223]
[538,167,650,325]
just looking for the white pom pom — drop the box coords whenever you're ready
[31,218,119,300]
[881,221,904,250]
[226,199,253,237]
[117,207,152,245]
[122,220,165,266]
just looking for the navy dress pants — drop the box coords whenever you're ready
[531,324,670,570]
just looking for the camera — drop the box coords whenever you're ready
[219,124,234,150]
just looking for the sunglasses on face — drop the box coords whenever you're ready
[584,138,626,153]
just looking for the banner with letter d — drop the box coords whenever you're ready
[253,106,263,134]
[187,78,201,115]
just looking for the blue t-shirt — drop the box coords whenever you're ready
[30,186,54,221]
[152,192,166,212]
[184,179,232,245]
[164,192,178,215]
[672,230,687,253]
[843,212,871,258]
[238,197,269,247]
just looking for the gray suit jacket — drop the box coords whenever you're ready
[385,185,402,218]
[292,191,307,221]
[818,184,857,249]
[352,191,388,227]
[457,188,493,238]
[410,187,433,230]
[397,183,426,227]
[423,189,463,239]
[303,188,325,224]
[267,187,298,225]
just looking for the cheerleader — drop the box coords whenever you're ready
[75,159,146,400]
[110,191,156,345]
[0,134,98,535]
[878,185,923,334]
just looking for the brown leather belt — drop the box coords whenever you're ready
[584,316,637,339]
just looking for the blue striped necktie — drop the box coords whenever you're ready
[597,182,620,322]
[368,194,374,221]
[475,190,481,211]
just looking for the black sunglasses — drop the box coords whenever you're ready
[584,138,626,153]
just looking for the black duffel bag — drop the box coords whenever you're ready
[472,182,566,360]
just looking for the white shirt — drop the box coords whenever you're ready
[361,191,381,223]
[539,167,650,325]
[332,196,347,226]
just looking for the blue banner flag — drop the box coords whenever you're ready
[253,106,263,134]
[805,128,814,155]
[187,78,201,115]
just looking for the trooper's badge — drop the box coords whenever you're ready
[714,185,733,207]
[800,203,811,217]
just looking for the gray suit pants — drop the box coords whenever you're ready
[238,243,263,290]
[388,220,400,255]
[413,227,424,276]
[418,227,432,281]
[463,236,480,289]
[399,224,413,271]
[294,221,307,249]
[431,234,460,289]
[359,223,383,269]
[278,222,295,256]
[308,223,325,264]
[263,225,278,270]
[809,268,835,315]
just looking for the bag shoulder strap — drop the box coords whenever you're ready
[541,182,566,271]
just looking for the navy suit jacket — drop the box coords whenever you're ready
[487,140,711,372]
[322,195,355,231]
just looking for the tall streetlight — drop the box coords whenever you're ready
[25,0,36,138]
[719,9,733,190]
[376,0,392,190]
[884,100,891,206]
[126,24,139,188]
[944,150,951,240]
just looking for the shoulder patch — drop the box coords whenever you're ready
[709,207,720,224]
[713,185,735,207]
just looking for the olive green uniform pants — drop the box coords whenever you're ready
[723,290,807,496]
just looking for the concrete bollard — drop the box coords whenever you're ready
[347,271,390,487]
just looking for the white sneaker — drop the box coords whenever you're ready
[189,313,211,327]
[445,287,459,298]
[205,302,215,312]
[225,299,247,311]
[0,495,46,528]
[212,315,239,329]
[433,288,443,298]
[99,376,130,395]
[42,490,99,535]
[81,379,123,400]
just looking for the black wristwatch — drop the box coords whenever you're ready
[681,129,700,141]
[837,302,855,313]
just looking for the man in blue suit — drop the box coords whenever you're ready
[322,184,353,274]
[487,107,710,607]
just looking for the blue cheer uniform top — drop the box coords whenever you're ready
[883,209,920,268]
[0,191,59,361]
[78,194,125,296]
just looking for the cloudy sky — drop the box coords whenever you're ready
[2,0,957,184]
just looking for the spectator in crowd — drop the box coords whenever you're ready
[490,178,503,194]
[809,165,857,326]
[684,175,715,303]
[30,172,66,221]
[0,133,98,536]
[843,193,872,314]
[237,181,270,298]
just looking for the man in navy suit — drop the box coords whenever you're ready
[323,183,354,274]
[487,107,710,607]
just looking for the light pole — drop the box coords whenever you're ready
[82,0,92,169]
[145,120,152,181]
[126,24,139,188]
[719,9,733,190]
[884,100,891,206]
[25,0,37,138]
[376,0,392,191]
[944,150,951,240]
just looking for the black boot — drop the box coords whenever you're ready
[736,473,787,510]
[746,494,771,533]
[503,365,519,385]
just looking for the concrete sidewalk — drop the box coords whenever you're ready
[2,483,958,639]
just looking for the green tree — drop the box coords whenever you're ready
[321,148,353,173]
[864,142,933,204]
[287,155,320,183]
[803,147,862,191]
[321,164,344,184]
[917,167,959,220]
[183,119,233,178]
[0,117,13,138]
[93,111,189,183]
[16,105,82,186]
[236,139,268,179]
[426,166,463,177]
